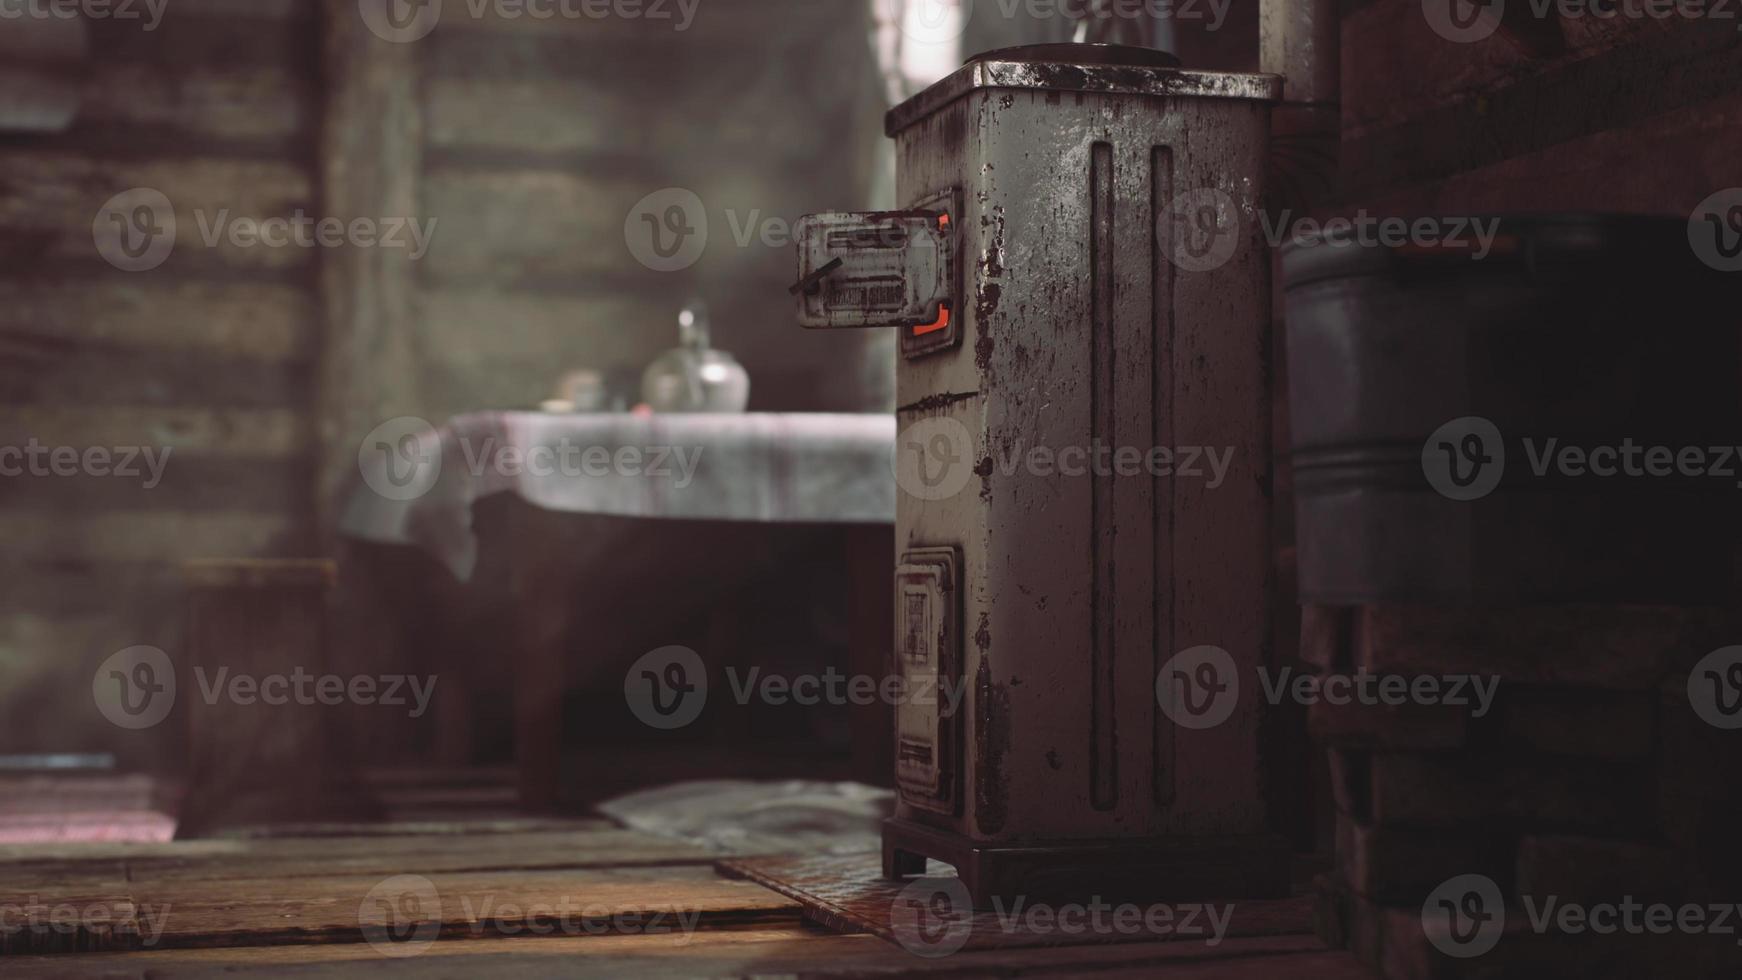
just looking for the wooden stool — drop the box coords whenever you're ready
[176,559,377,837]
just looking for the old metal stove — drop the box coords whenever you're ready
[792,44,1287,906]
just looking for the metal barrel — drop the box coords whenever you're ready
[1284,213,1742,605]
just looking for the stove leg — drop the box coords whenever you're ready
[883,838,928,880]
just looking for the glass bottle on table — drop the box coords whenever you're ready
[640,301,751,413]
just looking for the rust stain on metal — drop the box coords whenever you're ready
[979,208,1007,277]
[974,655,1010,835]
[898,390,979,415]
[1038,64,1091,90]
[976,281,1002,323]
[863,43,1282,898]
[974,208,1006,375]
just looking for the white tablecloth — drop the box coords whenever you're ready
[340,413,897,580]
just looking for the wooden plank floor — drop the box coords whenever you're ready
[0,773,1375,977]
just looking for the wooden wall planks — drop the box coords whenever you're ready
[313,0,423,537]
[0,152,314,273]
[1353,91,1742,218]
[405,0,889,421]
[1337,5,1742,202]
[0,280,317,363]
[0,2,321,763]
[0,406,308,460]
[0,0,891,769]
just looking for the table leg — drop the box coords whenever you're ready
[508,507,575,813]
[844,524,894,787]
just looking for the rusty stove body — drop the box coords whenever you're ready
[794,45,1286,905]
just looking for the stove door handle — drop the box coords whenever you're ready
[787,256,844,297]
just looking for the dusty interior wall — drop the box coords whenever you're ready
[1336,0,1741,211]
[0,2,320,768]
[410,1,888,422]
[0,0,889,769]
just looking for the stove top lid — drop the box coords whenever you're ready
[886,43,1280,137]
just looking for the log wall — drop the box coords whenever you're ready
[0,0,886,766]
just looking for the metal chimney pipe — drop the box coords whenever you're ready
[1261,0,1340,109]
[1260,0,1341,212]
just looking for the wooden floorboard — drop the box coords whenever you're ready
[0,775,1372,976]
[0,927,1368,978]
[0,826,735,954]
[141,865,802,951]
[722,853,1318,952]
[0,862,139,954]
[214,818,614,839]
[131,828,716,883]
[0,827,712,881]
